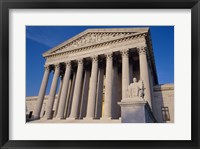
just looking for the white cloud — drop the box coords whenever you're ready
[26,27,60,48]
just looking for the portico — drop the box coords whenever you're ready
[33,28,158,122]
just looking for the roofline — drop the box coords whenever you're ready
[42,27,149,57]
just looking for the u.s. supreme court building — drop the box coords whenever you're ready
[26,28,174,123]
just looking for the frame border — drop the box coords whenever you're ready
[0,0,199,148]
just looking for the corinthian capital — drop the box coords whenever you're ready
[105,52,113,60]
[44,65,50,71]
[91,55,98,62]
[120,49,129,57]
[77,58,83,65]
[65,61,71,67]
[137,46,147,55]
[54,63,60,69]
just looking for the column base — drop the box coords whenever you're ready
[66,117,77,120]
[54,117,65,120]
[83,117,95,120]
[40,117,53,120]
[100,117,112,120]
[31,116,40,121]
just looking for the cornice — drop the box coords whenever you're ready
[154,84,174,92]
[44,32,147,60]
[43,28,149,57]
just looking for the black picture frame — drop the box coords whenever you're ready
[0,0,199,148]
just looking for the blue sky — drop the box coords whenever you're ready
[26,26,174,96]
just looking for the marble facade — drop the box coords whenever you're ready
[26,28,174,123]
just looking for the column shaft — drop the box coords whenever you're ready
[54,78,63,117]
[121,50,129,99]
[138,46,152,107]
[112,65,120,119]
[40,102,46,117]
[34,65,50,119]
[45,64,60,119]
[117,72,122,118]
[79,70,90,118]
[148,65,155,111]
[95,68,104,118]
[56,62,71,119]
[86,56,98,118]
[103,53,113,118]
[66,72,76,118]
[69,59,84,119]
[63,79,72,118]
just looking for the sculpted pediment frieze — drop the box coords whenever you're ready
[50,32,136,55]
[43,28,149,57]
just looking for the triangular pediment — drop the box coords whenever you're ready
[43,28,149,57]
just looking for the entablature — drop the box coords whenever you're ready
[45,37,146,65]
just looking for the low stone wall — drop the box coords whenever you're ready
[26,95,59,119]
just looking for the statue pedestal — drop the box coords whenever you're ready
[118,98,156,123]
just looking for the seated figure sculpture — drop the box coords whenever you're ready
[126,78,145,100]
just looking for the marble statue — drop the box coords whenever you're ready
[126,78,145,98]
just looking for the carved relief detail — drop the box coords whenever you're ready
[137,46,147,55]
[91,55,98,62]
[105,52,113,60]
[120,49,129,57]
[54,63,60,69]
[65,61,71,67]
[51,32,136,54]
[46,33,147,62]
[77,58,83,65]
[44,65,50,71]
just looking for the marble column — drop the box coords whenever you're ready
[86,56,98,119]
[34,65,50,119]
[56,61,71,119]
[112,65,119,119]
[148,65,155,112]
[64,79,72,118]
[40,103,46,117]
[138,46,152,107]
[66,72,76,118]
[117,72,122,118]
[69,59,84,119]
[79,70,90,118]
[45,64,60,119]
[103,52,113,119]
[121,49,130,99]
[95,67,104,119]
[54,77,63,117]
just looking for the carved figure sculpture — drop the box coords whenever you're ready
[127,78,145,98]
